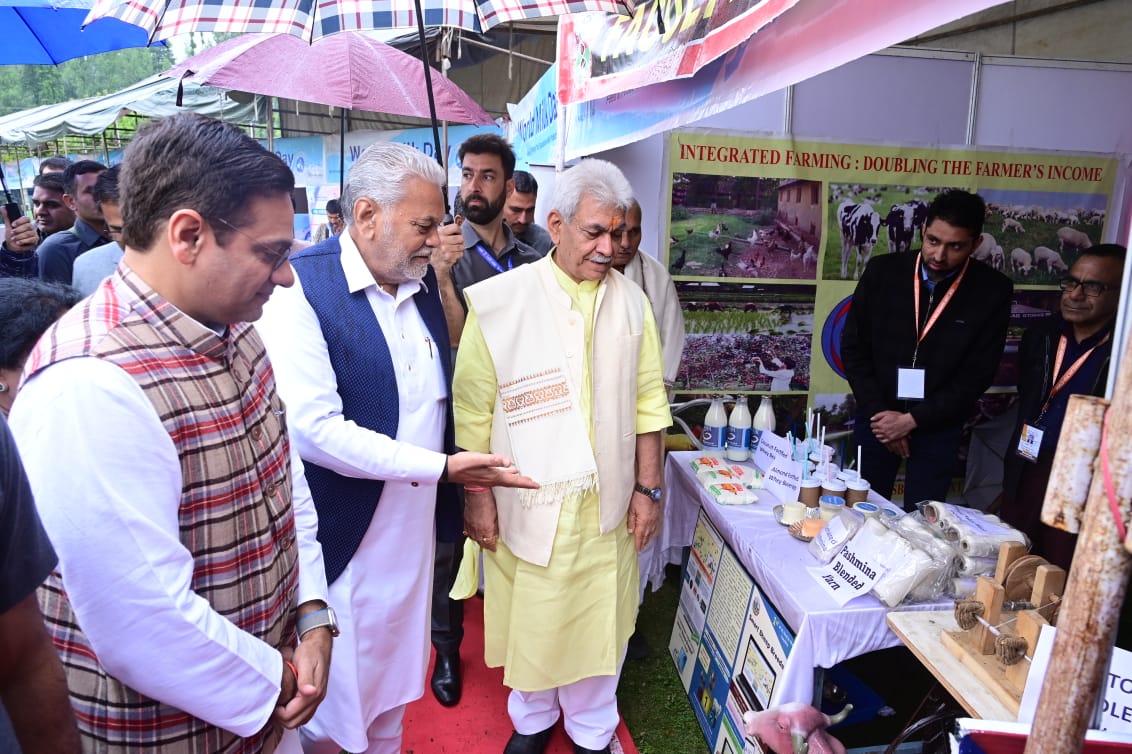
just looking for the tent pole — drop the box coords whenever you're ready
[267,97,275,151]
[101,132,111,166]
[339,108,346,198]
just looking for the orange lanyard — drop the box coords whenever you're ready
[912,257,969,363]
[1039,333,1110,415]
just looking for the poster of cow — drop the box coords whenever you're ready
[821,184,945,281]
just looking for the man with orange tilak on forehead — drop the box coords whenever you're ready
[453,159,671,754]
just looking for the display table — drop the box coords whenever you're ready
[662,450,950,707]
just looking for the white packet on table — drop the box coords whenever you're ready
[808,507,864,564]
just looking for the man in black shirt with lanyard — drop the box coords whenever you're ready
[841,189,1012,511]
[1001,243,1125,569]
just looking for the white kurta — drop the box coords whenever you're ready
[256,232,448,753]
[10,355,327,742]
[621,251,685,387]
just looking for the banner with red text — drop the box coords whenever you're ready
[557,0,799,105]
[557,0,1010,112]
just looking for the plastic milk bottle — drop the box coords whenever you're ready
[750,395,776,456]
[726,398,752,461]
[702,397,728,455]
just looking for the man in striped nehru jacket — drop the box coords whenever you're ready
[9,112,333,752]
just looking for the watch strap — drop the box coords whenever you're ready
[297,607,339,638]
[634,482,663,501]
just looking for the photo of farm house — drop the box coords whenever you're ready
[674,281,814,393]
[668,174,821,280]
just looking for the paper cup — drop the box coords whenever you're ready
[800,478,822,508]
[781,501,806,525]
[846,478,871,506]
[821,478,847,500]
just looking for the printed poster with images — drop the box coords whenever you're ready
[670,509,795,751]
[665,130,1117,490]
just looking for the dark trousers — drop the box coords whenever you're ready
[431,537,465,654]
[854,417,963,512]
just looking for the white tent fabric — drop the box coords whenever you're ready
[0,73,260,145]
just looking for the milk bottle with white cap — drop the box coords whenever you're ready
[702,397,728,455]
[726,398,752,461]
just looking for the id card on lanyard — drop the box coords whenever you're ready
[1016,333,1109,462]
[899,258,969,400]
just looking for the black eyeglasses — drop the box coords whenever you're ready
[211,216,295,272]
[1060,276,1117,297]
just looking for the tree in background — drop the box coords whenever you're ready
[0,47,175,118]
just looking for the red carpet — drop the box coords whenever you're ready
[403,597,639,754]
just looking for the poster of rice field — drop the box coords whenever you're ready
[675,281,813,394]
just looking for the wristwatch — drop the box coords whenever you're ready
[634,482,663,502]
[296,606,340,639]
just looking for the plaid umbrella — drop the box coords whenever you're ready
[84,0,632,208]
[84,0,635,39]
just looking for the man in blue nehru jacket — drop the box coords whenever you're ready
[257,142,537,754]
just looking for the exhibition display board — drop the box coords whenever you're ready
[660,131,1119,497]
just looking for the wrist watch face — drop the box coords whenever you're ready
[635,483,662,501]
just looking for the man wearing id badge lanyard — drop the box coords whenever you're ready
[435,135,541,349]
[842,189,1012,511]
[1001,244,1125,569]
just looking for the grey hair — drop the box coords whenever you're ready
[341,143,446,224]
[550,159,633,222]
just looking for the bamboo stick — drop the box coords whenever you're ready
[1024,344,1132,754]
[1042,395,1107,533]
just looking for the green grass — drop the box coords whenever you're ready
[619,568,711,754]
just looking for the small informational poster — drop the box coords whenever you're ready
[671,509,796,751]
[671,513,727,689]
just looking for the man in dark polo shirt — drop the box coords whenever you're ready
[435,135,541,348]
[38,161,110,284]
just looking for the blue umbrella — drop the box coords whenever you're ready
[1,0,159,65]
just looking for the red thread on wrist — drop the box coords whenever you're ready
[284,660,299,682]
[464,486,488,493]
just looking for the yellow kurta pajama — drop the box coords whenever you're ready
[453,255,671,692]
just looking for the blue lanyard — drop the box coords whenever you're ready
[474,241,511,273]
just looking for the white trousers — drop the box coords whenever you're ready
[299,703,406,754]
[508,672,622,750]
